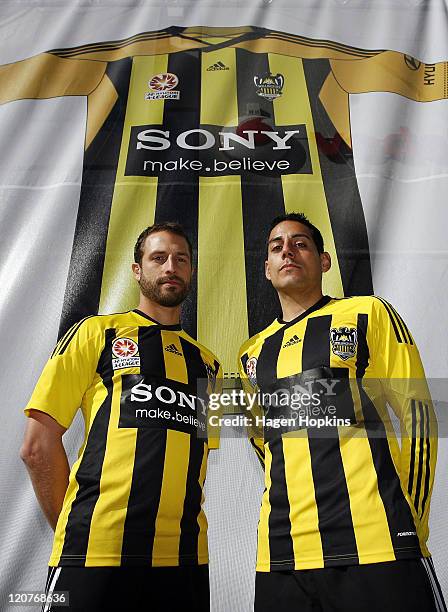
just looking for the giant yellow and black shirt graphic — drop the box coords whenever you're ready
[2,26,447,376]
[25,310,221,567]
[238,296,437,571]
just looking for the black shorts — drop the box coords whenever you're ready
[255,558,447,612]
[42,564,210,612]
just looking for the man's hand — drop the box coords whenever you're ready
[20,410,70,530]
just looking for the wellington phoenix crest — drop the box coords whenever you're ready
[330,327,358,361]
[254,73,284,100]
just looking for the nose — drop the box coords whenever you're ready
[281,238,294,258]
[163,254,177,273]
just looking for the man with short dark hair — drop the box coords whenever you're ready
[238,213,446,612]
[21,222,221,612]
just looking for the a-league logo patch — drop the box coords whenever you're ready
[145,72,180,100]
[246,357,258,387]
[330,327,358,361]
[112,337,141,370]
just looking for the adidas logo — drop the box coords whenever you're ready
[165,343,182,356]
[283,334,301,348]
[206,61,229,71]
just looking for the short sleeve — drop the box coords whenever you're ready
[24,318,102,429]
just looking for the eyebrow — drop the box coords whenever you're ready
[268,233,311,244]
[150,250,190,257]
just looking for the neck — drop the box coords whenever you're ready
[136,297,181,326]
[278,287,324,322]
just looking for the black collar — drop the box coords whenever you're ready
[133,309,182,330]
[277,295,332,327]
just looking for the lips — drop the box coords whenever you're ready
[160,277,183,287]
[280,263,301,271]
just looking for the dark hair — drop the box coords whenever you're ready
[266,212,324,254]
[134,222,193,264]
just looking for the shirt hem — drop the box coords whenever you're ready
[256,547,426,571]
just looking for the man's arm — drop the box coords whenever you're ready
[20,409,69,531]
[373,298,437,530]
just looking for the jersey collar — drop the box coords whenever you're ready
[277,295,333,327]
[168,25,269,52]
[133,309,182,330]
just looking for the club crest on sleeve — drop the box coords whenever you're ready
[246,356,258,386]
[112,337,141,370]
[330,327,358,361]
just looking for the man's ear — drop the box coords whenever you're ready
[132,262,141,281]
[320,252,331,273]
[265,260,271,281]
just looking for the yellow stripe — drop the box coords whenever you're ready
[152,431,191,565]
[162,331,188,384]
[339,435,395,564]
[256,443,272,569]
[282,435,324,569]
[85,330,140,566]
[276,327,303,379]
[197,177,248,377]
[197,446,209,562]
[268,54,344,298]
[99,55,166,314]
[201,47,238,127]
[197,47,245,376]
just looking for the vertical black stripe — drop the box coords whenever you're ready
[154,51,201,340]
[177,336,209,562]
[121,326,167,564]
[256,331,295,567]
[179,336,209,386]
[301,315,331,370]
[303,58,373,297]
[59,58,133,337]
[60,328,115,562]
[356,314,420,555]
[268,438,295,569]
[414,401,425,512]
[256,332,283,392]
[120,429,167,565]
[376,297,403,343]
[408,400,417,497]
[303,315,358,566]
[421,405,431,516]
[237,48,285,337]
[178,442,206,564]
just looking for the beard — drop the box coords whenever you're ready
[138,272,190,307]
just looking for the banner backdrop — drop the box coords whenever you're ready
[1,2,447,610]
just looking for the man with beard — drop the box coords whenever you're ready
[20,222,221,612]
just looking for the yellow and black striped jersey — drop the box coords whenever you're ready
[1,26,447,378]
[25,309,221,567]
[238,295,437,571]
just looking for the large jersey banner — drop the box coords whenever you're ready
[1,2,447,611]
